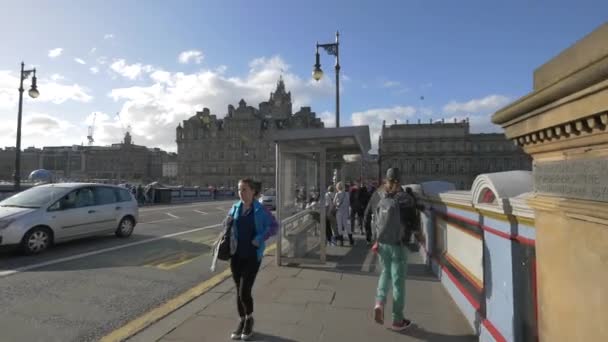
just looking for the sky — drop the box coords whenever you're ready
[0,0,606,153]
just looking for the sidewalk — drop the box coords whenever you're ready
[129,236,476,342]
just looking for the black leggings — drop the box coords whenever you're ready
[230,257,261,317]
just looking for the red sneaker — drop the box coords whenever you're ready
[391,319,412,331]
[373,304,384,324]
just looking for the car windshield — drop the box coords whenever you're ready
[263,189,276,196]
[0,186,68,208]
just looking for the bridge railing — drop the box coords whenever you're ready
[413,171,537,342]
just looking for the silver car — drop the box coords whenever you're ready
[259,188,276,210]
[0,183,139,255]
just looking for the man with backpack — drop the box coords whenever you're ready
[363,168,417,331]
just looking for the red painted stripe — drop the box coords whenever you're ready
[482,225,512,240]
[514,235,536,246]
[482,318,508,342]
[440,263,481,311]
[446,211,482,228]
[483,225,536,246]
[437,208,536,246]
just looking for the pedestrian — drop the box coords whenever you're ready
[358,184,371,241]
[334,181,353,246]
[363,168,418,331]
[226,178,273,340]
[404,187,425,244]
[324,185,337,245]
[349,184,361,236]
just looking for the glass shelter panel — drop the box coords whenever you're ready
[277,151,324,264]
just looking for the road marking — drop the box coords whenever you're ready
[193,210,208,215]
[145,251,201,270]
[0,224,221,278]
[100,242,277,342]
[140,218,177,224]
[165,213,179,219]
[138,201,235,213]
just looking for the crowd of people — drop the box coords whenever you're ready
[212,170,426,339]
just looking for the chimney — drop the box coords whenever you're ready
[394,120,397,124]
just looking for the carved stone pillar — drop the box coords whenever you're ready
[492,23,608,342]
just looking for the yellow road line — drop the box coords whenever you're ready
[100,242,276,342]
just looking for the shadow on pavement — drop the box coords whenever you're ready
[293,236,439,282]
[249,332,299,342]
[400,323,477,341]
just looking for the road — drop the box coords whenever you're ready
[0,200,236,342]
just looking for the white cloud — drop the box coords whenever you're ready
[318,111,336,128]
[97,56,108,65]
[351,106,419,152]
[0,113,78,149]
[48,48,63,58]
[383,81,400,88]
[74,58,86,65]
[443,94,510,114]
[107,55,333,151]
[178,50,204,64]
[89,47,97,54]
[110,59,154,80]
[50,74,65,81]
[442,94,511,133]
[90,67,99,74]
[37,80,93,104]
[0,71,92,109]
[104,33,114,39]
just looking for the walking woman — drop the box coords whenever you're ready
[334,181,353,246]
[227,178,272,340]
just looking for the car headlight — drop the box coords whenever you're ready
[0,219,15,230]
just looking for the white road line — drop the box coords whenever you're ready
[0,224,221,278]
[194,210,208,215]
[140,218,177,224]
[166,213,179,219]
[139,201,235,213]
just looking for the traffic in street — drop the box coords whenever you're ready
[0,200,235,342]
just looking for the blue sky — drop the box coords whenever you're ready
[0,0,605,152]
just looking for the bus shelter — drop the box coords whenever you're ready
[272,126,371,266]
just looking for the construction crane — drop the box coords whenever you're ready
[87,112,96,145]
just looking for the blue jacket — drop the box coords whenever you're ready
[229,200,271,262]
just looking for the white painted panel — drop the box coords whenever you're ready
[446,223,483,283]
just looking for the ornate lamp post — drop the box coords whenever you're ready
[313,31,340,128]
[15,62,40,191]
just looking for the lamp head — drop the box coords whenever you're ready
[312,66,323,81]
[28,72,39,98]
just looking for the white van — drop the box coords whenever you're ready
[0,183,139,255]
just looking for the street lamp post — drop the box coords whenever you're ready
[15,62,40,191]
[313,31,340,128]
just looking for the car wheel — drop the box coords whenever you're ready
[21,227,52,255]
[115,217,135,238]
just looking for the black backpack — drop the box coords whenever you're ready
[216,215,234,261]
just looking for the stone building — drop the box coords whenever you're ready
[378,119,532,189]
[0,132,171,183]
[176,77,324,188]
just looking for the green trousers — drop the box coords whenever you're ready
[376,243,408,321]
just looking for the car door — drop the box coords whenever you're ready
[48,187,98,239]
[91,186,120,233]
